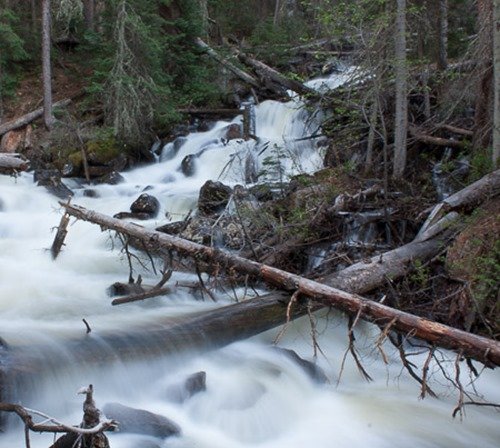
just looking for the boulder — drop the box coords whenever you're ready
[33,169,73,200]
[224,123,243,141]
[274,348,328,383]
[0,130,24,153]
[166,371,207,403]
[198,180,232,216]
[102,403,181,439]
[94,171,125,185]
[130,194,160,218]
[180,154,196,177]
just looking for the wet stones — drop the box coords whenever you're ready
[165,371,207,404]
[33,169,74,200]
[198,180,232,216]
[180,154,196,177]
[114,194,160,220]
[102,403,181,439]
[224,123,243,141]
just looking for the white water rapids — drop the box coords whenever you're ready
[0,74,499,447]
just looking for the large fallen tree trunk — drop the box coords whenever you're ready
[0,154,29,174]
[59,184,500,366]
[236,51,317,97]
[194,38,262,90]
[0,98,72,137]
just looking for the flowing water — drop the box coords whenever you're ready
[0,74,499,447]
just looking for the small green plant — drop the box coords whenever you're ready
[408,259,431,289]
[469,148,493,182]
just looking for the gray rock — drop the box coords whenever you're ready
[166,371,207,403]
[198,180,232,216]
[94,170,125,185]
[34,169,73,200]
[180,154,196,177]
[130,194,160,218]
[103,403,181,439]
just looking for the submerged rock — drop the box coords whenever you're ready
[180,154,196,177]
[166,371,207,403]
[274,347,328,383]
[103,402,181,439]
[93,170,125,185]
[198,180,232,216]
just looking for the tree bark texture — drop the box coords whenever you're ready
[493,0,500,166]
[83,0,95,32]
[41,0,53,130]
[437,0,448,70]
[393,0,408,178]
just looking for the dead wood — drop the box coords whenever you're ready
[51,212,71,259]
[0,154,29,174]
[111,286,173,306]
[409,125,468,149]
[438,124,474,137]
[178,108,241,118]
[194,38,261,89]
[236,51,317,97]
[60,194,500,366]
[0,98,72,137]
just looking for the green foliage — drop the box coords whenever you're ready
[469,148,494,183]
[408,259,431,289]
[0,8,28,99]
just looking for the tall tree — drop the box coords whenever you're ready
[437,0,448,70]
[494,0,500,167]
[41,0,53,129]
[393,0,408,178]
[82,0,95,31]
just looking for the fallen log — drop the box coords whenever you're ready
[194,38,261,89]
[236,51,317,97]
[178,108,241,118]
[0,98,72,137]
[409,125,468,149]
[0,154,29,174]
[60,199,500,367]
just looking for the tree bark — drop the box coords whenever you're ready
[409,125,468,149]
[194,38,261,89]
[437,0,448,70]
[494,0,500,167]
[237,51,317,97]
[82,0,95,32]
[41,0,53,130]
[393,0,408,178]
[0,154,29,174]
[0,98,71,137]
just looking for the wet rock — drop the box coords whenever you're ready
[107,282,144,297]
[130,194,160,218]
[274,348,328,383]
[103,403,181,439]
[88,165,111,178]
[0,197,4,211]
[166,371,207,403]
[93,170,125,185]
[161,173,176,183]
[224,123,243,141]
[180,154,196,177]
[83,189,100,198]
[161,137,187,162]
[198,180,232,216]
[34,169,73,200]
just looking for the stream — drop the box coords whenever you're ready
[0,73,499,447]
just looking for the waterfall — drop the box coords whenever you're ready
[0,72,499,447]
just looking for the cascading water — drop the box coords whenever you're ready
[1,73,499,447]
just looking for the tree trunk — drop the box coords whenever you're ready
[31,0,37,31]
[41,0,53,130]
[437,0,448,70]
[473,0,494,151]
[493,0,500,167]
[0,98,72,137]
[0,154,29,174]
[237,51,317,97]
[393,0,408,178]
[82,0,95,32]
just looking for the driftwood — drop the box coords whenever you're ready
[0,154,29,174]
[51,212,71,259]
[194,38,261,89]
[59,191,500,366]
[236,51,317,97]
[409,125,468,149]
[0,98,72,137]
